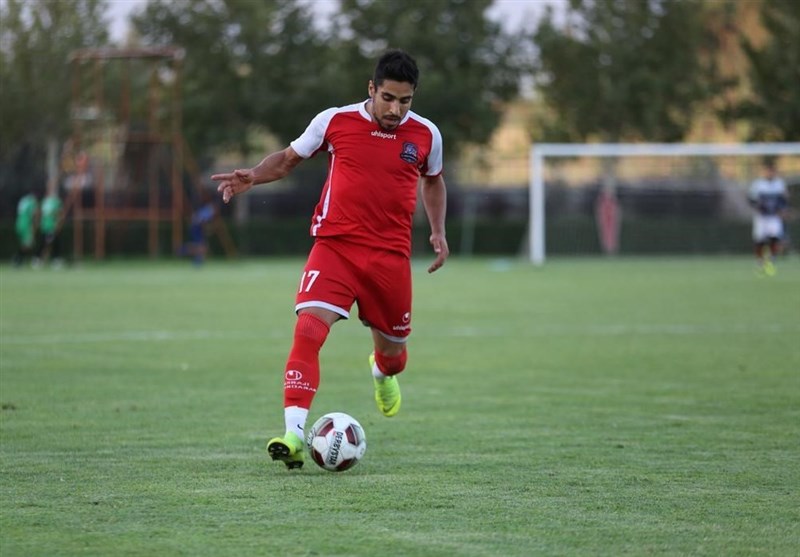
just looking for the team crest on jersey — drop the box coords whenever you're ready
[400,142,419,164]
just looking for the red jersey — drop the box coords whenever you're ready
[290,101,443,257]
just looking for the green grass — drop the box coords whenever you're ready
[1,256,799,556]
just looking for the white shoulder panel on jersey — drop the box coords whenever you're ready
[407,111,444,176]
[290,103,362,159]
[750,177,788,199]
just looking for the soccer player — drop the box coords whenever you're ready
[211,49,449,470]
[179,191,216,266]
[39,184,65,268]
[13,187,41,268]
[748,159,789,276]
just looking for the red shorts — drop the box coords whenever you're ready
[295,238,412,341]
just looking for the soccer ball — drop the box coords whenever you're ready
[306,412,367,472]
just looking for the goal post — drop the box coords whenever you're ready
[529,142,800,265]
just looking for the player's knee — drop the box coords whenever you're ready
[294,312,331,347]
[374,348,407,376]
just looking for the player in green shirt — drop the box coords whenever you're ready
[39,190,64,267]
[13,188,41,267]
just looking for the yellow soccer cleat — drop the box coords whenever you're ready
[267,431,305,470]
[370,353,401,417]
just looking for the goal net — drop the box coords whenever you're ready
[528,143,800,264]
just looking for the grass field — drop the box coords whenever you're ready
[1,256,798,556]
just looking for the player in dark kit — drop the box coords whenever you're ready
[212,50,449,469]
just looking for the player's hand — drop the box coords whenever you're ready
[211,168,256,204]
[427,233,449,273]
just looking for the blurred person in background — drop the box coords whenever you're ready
[212,49,449,470]
[13,186,42,268]
[179,190,217,266]
[39,180,65,268]
[748,158,789,276]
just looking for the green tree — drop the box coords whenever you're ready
[132,0,526,161]
[531,0,720,142]
[331,0,525,157]
[0,0,109,195]
[737,0,800,141]
[132,0,332,158]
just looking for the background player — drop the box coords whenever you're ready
[211,49,449,470]
[178,190,216,266]
[748,158,789,276]
[13,186,42,268]
[39,180,65,268]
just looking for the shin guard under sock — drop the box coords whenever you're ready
[283,313,330,412]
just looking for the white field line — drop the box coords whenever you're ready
[1,323,798,345]
[0,330,277,345]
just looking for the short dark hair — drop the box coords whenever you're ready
[373,49,419,89]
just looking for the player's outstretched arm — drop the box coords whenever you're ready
[211,147,304,204]
[421,174,449,273]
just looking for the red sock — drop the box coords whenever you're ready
[374,348,407,376]
[284,313,330,409]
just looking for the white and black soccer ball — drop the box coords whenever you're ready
[305,412,367,472]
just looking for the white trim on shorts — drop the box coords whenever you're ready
[295,301,350,319]
[372,328,410,344]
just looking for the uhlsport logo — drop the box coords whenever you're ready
[371,130,397,140]
[400,142,418,163]
[393,312,411,332]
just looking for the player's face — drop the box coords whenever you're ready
[368,79,414,131]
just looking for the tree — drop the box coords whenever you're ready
[132,0,526,161]
[0,0,109,198]
[737,0,800,141]
[131,0,333,159]
[531,0,721,143]
[331,0,525,157]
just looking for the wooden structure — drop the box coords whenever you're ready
[65,47,235,259]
